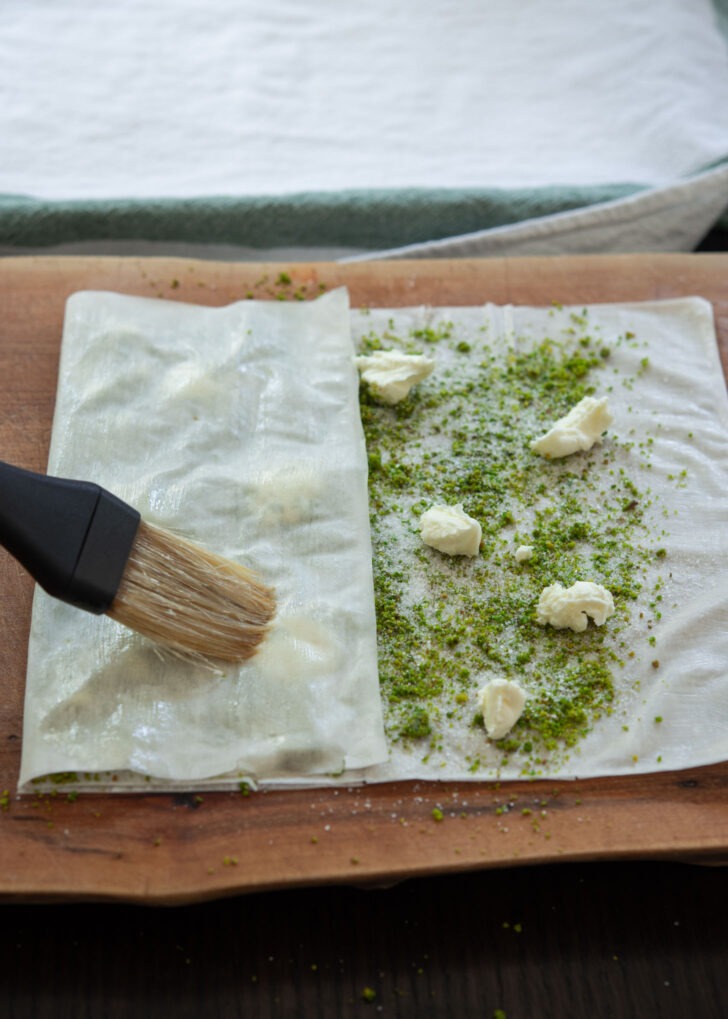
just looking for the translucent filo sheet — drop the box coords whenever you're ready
[351,298,728,782]
[19,288,387,791]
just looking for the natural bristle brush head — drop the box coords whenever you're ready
[0,460,275,663]
[108,520,275,663]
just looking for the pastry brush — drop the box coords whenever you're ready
[0,460,275,662]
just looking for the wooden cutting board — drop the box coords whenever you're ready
[1,253,727,904]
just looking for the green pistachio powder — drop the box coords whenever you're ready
[354,305,673,776]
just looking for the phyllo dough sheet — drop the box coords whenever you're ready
[352,298,728,782]
[19,288,387,791]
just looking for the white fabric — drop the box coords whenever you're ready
[2,0,728,199]
[19,289,387,790]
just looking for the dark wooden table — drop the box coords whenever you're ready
[1,860,726,1018]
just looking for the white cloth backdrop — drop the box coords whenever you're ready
[1,0,727,256]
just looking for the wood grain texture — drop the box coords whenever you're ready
[2,861,727,1018]
[1,253,727,904]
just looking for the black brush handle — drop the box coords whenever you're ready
[0,460,140,613]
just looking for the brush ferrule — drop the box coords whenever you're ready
[69,487,141,613]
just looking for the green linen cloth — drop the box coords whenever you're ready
[0,183,643,252]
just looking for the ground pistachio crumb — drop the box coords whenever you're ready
[362,987,377,1003]
[355,306,668,775]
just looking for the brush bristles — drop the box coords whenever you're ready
[107,521,275,663]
